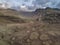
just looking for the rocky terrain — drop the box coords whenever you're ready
[0,8,60,45]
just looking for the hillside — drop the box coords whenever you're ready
[0,9,35,24]
[34,7,60,24]
[0,8,60,45]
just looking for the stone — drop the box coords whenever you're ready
[31,40,42,45]
[40,34,49,40]
[54,42,60,45]
[32,28,35,31]
[30,32,39,40]
[48,31,56,36]
[27,39,31,42]
[43,41,50,45]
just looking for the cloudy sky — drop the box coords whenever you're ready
[0,0,60,11]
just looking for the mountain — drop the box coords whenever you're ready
[0,7,60,24]
[34,7,60,23]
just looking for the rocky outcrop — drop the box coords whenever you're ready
[34,8,60,24]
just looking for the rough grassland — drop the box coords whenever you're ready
[0,8,60,45]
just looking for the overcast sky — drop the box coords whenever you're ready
[0,0,60,11]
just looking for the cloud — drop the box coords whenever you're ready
[0,0,60,11]
[19,5,36,12]
[24,0,29,2]
[20,5,28,11]
[32,0,60,9]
